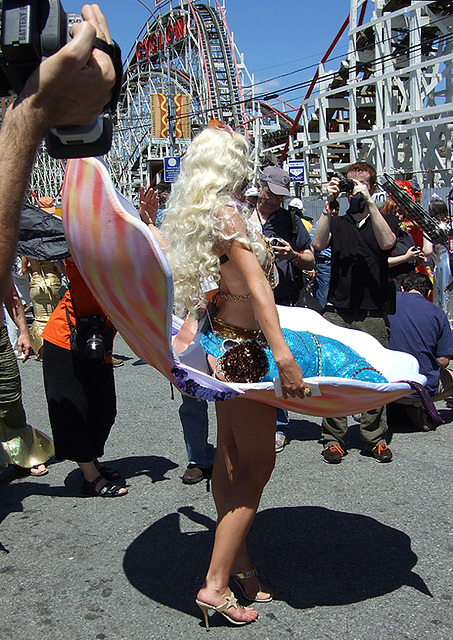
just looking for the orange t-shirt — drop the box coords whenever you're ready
[42,259,115,353]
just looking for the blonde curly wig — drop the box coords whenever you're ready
[161,126,264,318]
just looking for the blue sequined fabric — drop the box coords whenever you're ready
[200,326,387,383]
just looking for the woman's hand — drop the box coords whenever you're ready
[139,186,160,226]
[276,354,311,399]
[404,246,422,262]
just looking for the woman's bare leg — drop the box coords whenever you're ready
[211,399,275,601]
[197,397,276,623]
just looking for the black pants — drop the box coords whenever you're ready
[43,340,116,463]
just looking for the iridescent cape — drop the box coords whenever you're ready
[61,158,425,418]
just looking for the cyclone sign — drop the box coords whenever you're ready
[136,13,190,60]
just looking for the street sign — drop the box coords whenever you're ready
[373,189,387,204]
[288,160,305,183]
[164,156,181,183]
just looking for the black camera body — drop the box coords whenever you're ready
[0,0,116,158]
[330,177,365,214]
[338,179,355,193]
[79,315,107,362]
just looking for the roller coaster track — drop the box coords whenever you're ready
[191,3,245,130]
[105,1,253,202]
[26,1,285,205]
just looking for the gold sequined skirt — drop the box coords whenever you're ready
[0,326,54,469]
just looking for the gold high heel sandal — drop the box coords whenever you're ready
[195,592,256,630]
[231,567,273,603]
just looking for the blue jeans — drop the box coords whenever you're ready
[276,407,289,433]
[179,395,215,467]
[274,297,291,433]
[313,260,331,310]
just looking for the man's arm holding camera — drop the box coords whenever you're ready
[312,177,339,251]
[273,239,315,270]
[353,181,396,250]
[273,215,315,270]
[0,4,115,305]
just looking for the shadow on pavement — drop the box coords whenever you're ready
[63,455,179,488]
[123,504,431,621]
[287,418,321,443]
[289,420,367,451]
[0,476,71,553]
[0,455,178,541]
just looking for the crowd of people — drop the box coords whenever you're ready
[1,4,453,631]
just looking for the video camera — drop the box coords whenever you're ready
[0,0,121,158]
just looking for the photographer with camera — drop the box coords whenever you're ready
[0,3,116,308]
[313,162,398,464]
[41,257,126,497]
[251,167,314,306]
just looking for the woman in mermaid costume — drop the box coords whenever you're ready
[200,315,385,384]
[160,122,386,630]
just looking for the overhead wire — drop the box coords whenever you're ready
[119,9,453,121]
[114,27,453,134]
[244,11,452,92]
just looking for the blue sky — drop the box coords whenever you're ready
[64,0,368,111]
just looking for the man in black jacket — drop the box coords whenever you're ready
[313,162,397,464]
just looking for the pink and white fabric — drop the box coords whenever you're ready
[61,157,426,418]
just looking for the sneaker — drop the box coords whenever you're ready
[322,444,345,464]
[446,397,453,409]
[112,356,124,367]
[370,444,393,463]
[275,432,288,453]
[181,464,213,485]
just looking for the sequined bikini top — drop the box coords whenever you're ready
[218,234,276,302]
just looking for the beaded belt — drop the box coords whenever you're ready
[210,317,268,347]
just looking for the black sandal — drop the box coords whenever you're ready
[82,475,128,497]
[94,461,121,481]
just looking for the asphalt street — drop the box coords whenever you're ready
[1,333,453,640]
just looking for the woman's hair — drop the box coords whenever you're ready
[380,198,399,215]
[161,125,264,318]
[429,199,448,222]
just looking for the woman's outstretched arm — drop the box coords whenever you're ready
[225,239,310,399]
